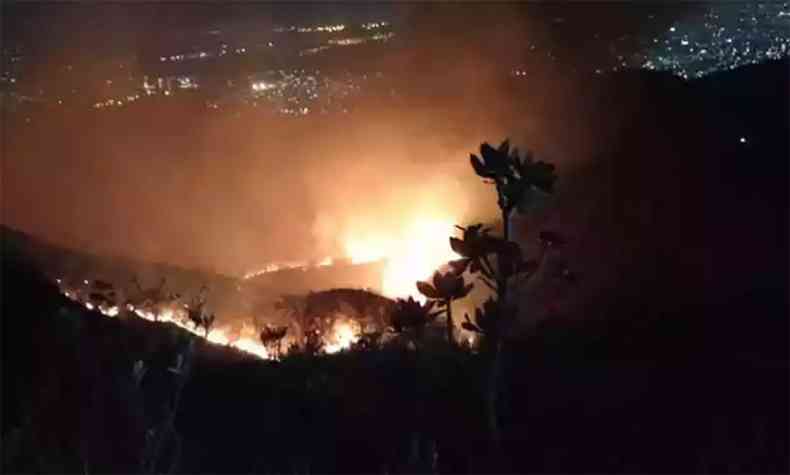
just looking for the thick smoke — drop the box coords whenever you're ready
[3,3,696,276]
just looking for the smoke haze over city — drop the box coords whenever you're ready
[2,1,787,277]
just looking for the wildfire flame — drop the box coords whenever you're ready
[242,260,309,279]
[59,281,367,360]
[242,256,334,280]
[324,319,361,354]
[131,306,272,360]
[56,209,462,359]
[343,216,460,301]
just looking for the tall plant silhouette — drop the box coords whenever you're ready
[464,140,559,460]
[389,296,443,472]
[416,270,473,348]
[390,296,442,349]
[259,324,288,359]
[185,285,216,338]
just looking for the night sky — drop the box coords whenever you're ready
[4,1,698,58]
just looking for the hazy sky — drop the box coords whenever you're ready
[2,1,703,275]
[4,2,400,55]
[4,1,698,56]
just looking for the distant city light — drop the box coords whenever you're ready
[328,37,366,46]
[251,81,274,92]
[642,2,790,80]
[296,24,345,33]
[361,21,389,30]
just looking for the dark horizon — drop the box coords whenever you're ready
[4,2,700,56]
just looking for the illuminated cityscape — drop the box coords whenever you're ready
[641,2,790,79]
[1,19,397,115]
[2,4,789,115]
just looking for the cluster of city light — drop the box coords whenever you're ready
[299,45,333,57]
[361,21,390,30]
[298,30,395,58]
[92,94,141,109]
[275,20,392,34]
[274,24,346,33]
[303,24,345,33]
[371,32,395,42]
[251,81,274,92]
[640,2,790,79]
[160,51,211,63]
[328,37,367,46]
[242,69,366,116]
[177,77,198,89]
[280,106,311,116]
[4,15,398,114]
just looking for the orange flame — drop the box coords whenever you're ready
[324,318,361,353]
[343,216,459,301]
[57,281,369,360]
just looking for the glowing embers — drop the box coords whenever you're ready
[242,256,335,280]
[56,278,374,360]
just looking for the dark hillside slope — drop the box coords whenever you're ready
[1,225,240,298]
[502,61,788,473]
[2,251,482,474]
[514,60,788,358]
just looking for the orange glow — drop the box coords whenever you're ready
[343,216,460,301]
[52,282,276,359]
[324,318,361,353]
[242,255,334,280]
[242,260,310,279]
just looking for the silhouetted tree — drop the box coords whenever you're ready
[185,285,215,337]
[139,337,196,474]
[275,294,311,348]
[352,330,384,351]
[417,270,473,348]
[259,324,288,359]
[390,296,442,350]
[128,276,174,321]
[276,289,397,352]
[389,296,443,472]
[466,139,558,461]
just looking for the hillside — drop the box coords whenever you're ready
[1,225,386,320]
[510,60,788,351]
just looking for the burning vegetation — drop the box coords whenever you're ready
[35,137,580,475]
[50,139,573,367]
